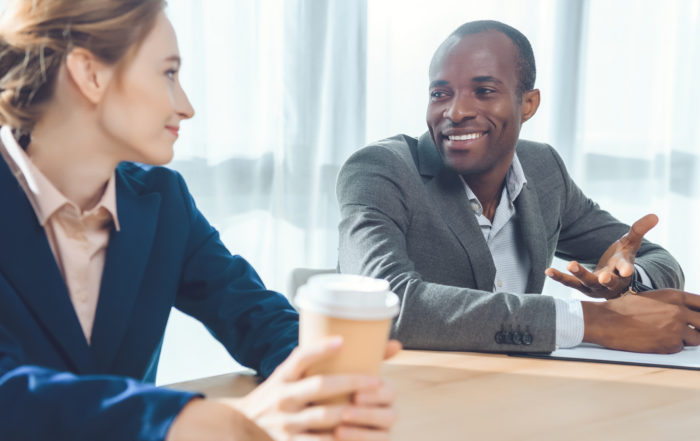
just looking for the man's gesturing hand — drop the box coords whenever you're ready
[545,214,658,299]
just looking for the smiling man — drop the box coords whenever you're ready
[336,20,700,354]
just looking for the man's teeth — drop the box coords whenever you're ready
[448,133,483,141]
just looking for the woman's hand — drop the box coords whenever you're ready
[229,337,400,441]
[166,396,273,441]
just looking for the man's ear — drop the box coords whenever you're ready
[64,47,114,105]
[520,88,540,123]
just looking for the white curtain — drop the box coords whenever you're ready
[158,0,367,384]
[573,0,700,293]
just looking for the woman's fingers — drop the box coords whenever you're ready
[283,375,381,408]
[342,405,397,430]
[354,382,395,407]
[275,337,344,381]
[384,340,402,360]
[281,402,396,432]
[281,404,346,431]
[292,434,335,441]
[335,425,392,441]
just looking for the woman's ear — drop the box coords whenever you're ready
[64,48,114,104]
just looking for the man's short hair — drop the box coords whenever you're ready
[449,20,536,96]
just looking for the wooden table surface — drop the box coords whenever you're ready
[168,350,700,441]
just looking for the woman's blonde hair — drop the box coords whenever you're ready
[0,0,166,137]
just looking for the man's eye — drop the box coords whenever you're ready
[165,69,177,80]
[476,87,495,95]
[430,90,447,99]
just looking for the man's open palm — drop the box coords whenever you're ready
[545,214,658,299]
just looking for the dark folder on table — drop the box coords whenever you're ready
[514,343,700,371]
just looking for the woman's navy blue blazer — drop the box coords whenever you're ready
[0,156,299,440]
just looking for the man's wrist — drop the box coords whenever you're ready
[628,265,654,294]
[581,301,613,345]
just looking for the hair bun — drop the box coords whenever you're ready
[0,0,165,132]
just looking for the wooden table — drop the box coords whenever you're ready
[168,350,700,440]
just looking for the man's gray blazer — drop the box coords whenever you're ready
[336,133,684,353]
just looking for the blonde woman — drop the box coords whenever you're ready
[0,1,397,440]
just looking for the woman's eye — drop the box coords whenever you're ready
[165,69,177,80]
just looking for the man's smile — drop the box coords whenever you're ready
[443,131,488,150]
[447,132,485,141]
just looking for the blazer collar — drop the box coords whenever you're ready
[417,134,548,292]
[416,132,445,177]
[0,152,97,373]
[418,132,496,291]
[514,179,548,293]
[90,165,161,371]
[0,156,162,373]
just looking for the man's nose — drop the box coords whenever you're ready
[445,92,476,124]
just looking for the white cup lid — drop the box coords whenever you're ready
[295,274,400,320]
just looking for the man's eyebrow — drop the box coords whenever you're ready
[429,80,449,88]
[472,75,503,85]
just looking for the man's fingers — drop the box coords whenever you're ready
[683,326,700,346]
[566,261,600,288]
[614,260,636,279]
[597,269,630,292]
[545,268,589,292]
[277,337,343,381]
[597,270,614,287]
[682,291,700,311]
[685,309,700,331]
[621,213,658,248]
[638,289,700,311]
[678,308,700,346]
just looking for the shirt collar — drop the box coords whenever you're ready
[0,125,120,230]
[460,152,528,213]
[505,152,527,202]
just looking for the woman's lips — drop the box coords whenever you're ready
[166,126,179,137]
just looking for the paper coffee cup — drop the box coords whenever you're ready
[295,274,400,402]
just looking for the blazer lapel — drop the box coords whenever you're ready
[0,156,96,373]
[90,167,161,370]
[514,182,548,293]
[417,133,496,291]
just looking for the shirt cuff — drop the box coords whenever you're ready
[634,264,654,288]
[553,297,584,348]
